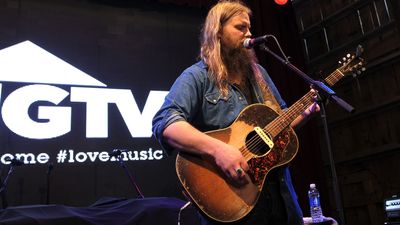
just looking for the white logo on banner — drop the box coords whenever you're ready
[0,41,168,140]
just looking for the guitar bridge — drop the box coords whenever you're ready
[254,127,274,149]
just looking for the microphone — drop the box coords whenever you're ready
[243,35,268,49]
[108,149,125,157]
[5,157,24,166]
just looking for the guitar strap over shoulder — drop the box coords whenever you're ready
[259,83,283,114]
[251,65,283,114]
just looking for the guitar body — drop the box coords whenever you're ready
[175,48,364,222]
[176,104,299,222]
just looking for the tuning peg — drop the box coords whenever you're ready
[357,70,362,75]
[347,54,351,58]
[343,57,347,61]
[362,67,366,72]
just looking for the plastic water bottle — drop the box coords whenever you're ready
[308,183,324,223]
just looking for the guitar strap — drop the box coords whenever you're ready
[250,65,283,114]
[255,79,283,114]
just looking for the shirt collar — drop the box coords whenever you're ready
[197,60,208,69]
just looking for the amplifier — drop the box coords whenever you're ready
[385,194,400,222]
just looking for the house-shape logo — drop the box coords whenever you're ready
[0,41,167,140]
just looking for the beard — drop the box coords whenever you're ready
[221,42,256,78]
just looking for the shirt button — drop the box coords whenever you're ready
[213,99,217,103]
[239,97,242,100]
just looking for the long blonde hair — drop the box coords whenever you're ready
[200,0,271,99]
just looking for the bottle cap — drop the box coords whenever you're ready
[310,183,316,188]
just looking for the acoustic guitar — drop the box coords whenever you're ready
[176,47,364,222]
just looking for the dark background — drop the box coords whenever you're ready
[0,0,207,206]
[0,0,362,222]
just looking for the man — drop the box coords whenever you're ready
[152,1,318,224]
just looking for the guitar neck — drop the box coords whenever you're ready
[264,68,345,138]
[324,69,344,86]
[265,91,314,137]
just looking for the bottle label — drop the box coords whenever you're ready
[309,196,320,207]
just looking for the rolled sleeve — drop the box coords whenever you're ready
[152,66,202,155]
[152,106,185,154]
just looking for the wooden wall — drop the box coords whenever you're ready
[292,0,400,224]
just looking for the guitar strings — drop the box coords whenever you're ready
[325,70,339,84]
[325,70,342,85]
[240,96,310,158]
[239,91,314,159]
[239,96,310,159]
[239,65,348,158]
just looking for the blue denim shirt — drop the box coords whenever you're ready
[152,60,286,152]
[152,60,303,225]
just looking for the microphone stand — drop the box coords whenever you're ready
[259,41,352,225]
[318,97,346,225]
[0,164,15,209]
[46,163,53,205]
[109,150,144,199]
[260,43,354,113]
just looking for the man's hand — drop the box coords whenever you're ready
[291,89,321,128]
[302,101,320,117]
[212,141,249,186]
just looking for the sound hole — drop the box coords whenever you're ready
[245,130,270,156]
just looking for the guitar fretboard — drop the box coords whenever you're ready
[263,69,345,138]
[265,91,315,138]
[324,69,344,86]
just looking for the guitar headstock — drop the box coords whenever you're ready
[338,45,366,77]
